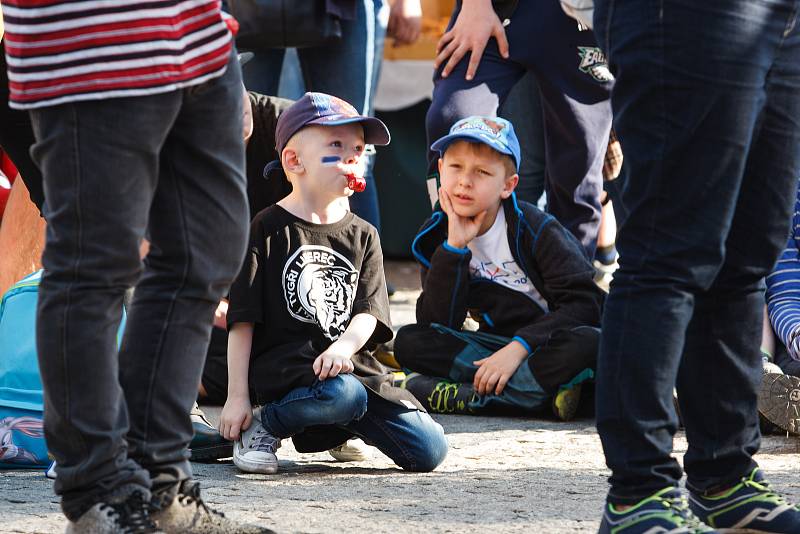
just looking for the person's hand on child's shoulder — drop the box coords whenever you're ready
[219,395,252,441]
[440,187,487,249]
[473,340,529,396]
[313,343,356,381]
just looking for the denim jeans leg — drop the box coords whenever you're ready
[680,17,800,494]
[29,95,183,519]
[118,52,249,495]
[346,391,448,472]
[261,375,368,438]
[594,0,799,504]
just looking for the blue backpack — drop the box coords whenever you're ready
[0,271,48,468]
[0,272,127,470]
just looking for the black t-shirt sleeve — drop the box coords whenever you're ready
[352,226,393,344]
[227,217,266,327]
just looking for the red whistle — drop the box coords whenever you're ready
[346,173,366,192]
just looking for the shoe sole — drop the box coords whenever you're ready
[233,454,278,474]
[190,442,233,462]
[758,373,800,435]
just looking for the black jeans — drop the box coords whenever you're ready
[29,52,248,520]
[593,0,800,504]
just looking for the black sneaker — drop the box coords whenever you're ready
[401,373,477,414]
[759,372,800,435]
[152,480,274,534]
[189,403,232,462]
[66,490,162,533]
[689,468,800,533]
[599,487,716,533]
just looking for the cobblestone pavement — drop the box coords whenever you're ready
[2,263,799,533]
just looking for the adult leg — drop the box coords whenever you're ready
[119,52,249,498]
[240,49,285,96]
[594,0,788,505]
[523,0,612,257]
[500,72,546,206]
[678,22,800,493]
[29,94,179,520]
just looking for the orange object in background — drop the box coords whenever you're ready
[384,0,454,60]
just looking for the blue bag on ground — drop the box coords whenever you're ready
[0,271,48,468]
[0,271,126,470]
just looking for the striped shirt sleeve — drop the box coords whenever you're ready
[766,183,800,361]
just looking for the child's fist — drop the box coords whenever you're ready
[313,348,355,380]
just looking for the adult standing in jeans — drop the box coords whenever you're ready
[594,0,800,532]
[240,0,421,231]
[2,2,270,533]
[425,0,612,258]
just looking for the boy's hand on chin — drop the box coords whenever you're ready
[440,188,487,249]
[219,395,252,441]
[314,344,355,380]
[473,340,529,396]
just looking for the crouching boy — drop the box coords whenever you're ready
[219,92,447,474]
[395,116,604,421]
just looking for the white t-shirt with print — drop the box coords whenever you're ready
[467,208,547,311]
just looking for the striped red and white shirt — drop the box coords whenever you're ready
[2,0,233,109]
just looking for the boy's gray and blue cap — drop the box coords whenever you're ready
[431,116,521,172]
[264,91,390,179]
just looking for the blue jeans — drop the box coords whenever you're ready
[260,374,448,472]
[29,52,248,520]
[594,0,800,504]
[241,0,388,230]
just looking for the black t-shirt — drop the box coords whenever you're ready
[228,206,421,409]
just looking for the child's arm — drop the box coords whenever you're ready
[313,313,377,380]
[416,189,486,327]
[472,340,529,396]
[219,322,254,441]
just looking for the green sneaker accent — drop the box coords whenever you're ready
[600,487,716,533]
[552,384,582,421]
[402,373,476,414]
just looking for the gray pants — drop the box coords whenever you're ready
[29,52,248,520]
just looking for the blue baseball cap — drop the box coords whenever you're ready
[431,116,521,172]
[265,91,390,180]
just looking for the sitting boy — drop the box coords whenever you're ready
[218,92,448,474]
[394,116,604,421]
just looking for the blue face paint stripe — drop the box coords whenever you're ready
[321,155,342,165]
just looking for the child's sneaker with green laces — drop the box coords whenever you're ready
[688,468,800,533]
[599,487,718,533]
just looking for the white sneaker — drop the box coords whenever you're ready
[328,439,370,462]
[233,407,281,474]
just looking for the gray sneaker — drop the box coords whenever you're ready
[66,491,161,534]
[233,406,281,474]
[152,481,273,534]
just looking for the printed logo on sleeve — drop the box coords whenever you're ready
[577,46,614,82]
[283,245,359,340]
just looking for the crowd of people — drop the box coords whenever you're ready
[1,0,800,533]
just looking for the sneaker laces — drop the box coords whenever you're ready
[249,428,280,453]
[101,491,159,533]
[176,480,225,519]
[742,476,800,510]
[660,494,711,532]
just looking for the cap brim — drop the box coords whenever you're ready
[308,115,391,146]
[431,132,515,158]
[263,159,287,181]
